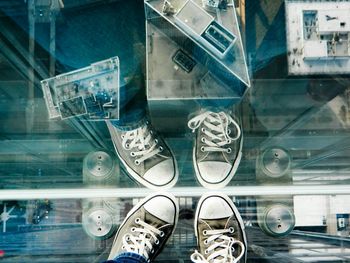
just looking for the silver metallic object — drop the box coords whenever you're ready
[174,0,236,59]
[41,57,120,120]
[82,199,119,239]
[258,204,296,237]
[256,147,295,237]
[259,147,291,179]
[83,150,119,186]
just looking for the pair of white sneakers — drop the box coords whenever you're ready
[106,110,242,189]
[107,192,247,263]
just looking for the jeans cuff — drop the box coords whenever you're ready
[110,117,147,131]
[115,252,148,263]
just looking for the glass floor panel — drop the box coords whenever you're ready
[2,195,350,262]
[1,0,350,262]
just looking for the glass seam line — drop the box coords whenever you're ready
[0,185,350,200]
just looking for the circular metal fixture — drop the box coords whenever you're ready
[259,204,295,237]
[260,147,291,178]
[84,150,114,179]
[82,208,115,239]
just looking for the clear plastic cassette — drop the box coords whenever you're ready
[41,57,120,120]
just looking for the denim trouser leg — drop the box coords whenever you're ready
[189,99,237,119]
[102,252,148,263]
[110,72,147,129]
[52,0,147,128]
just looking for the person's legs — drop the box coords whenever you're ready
[55,0,178,189]
[55,0,147,125]
[191,193,247,263]
[104,192,179,263]
[106,69,178,190]
[111,65,147,129]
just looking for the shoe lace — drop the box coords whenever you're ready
[190,228,245,263]
[122,217,164,260]
[188,111,241,153]
[122,124,162,164]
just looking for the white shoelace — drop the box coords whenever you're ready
[122,218,164,260]
[190,229,245,263]
[188,111,241,153]
[122,124,162,165]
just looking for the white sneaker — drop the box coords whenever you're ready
[188,111,242,189]
[108,192,179,261]
[106,120,178,189]
[191,193,247,263]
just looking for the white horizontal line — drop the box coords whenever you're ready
[1,185,350,200]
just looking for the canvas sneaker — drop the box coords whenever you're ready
[106,120,178,189]
[188,110,242,189]
[107,192,179,261]
[191,193,247,263]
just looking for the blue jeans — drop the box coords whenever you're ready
[47,0,147,127]
[103,252,148,263]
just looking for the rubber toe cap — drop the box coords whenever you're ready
[197,161,232,184]
[143,159,176,187]
[144,195,177,223]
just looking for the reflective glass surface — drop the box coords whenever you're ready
[1,0,350,262]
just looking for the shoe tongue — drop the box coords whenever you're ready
[135,130,152,150]
[200,151,226,162]
[198,122,230,163]
[201,217,230,230]
[142,207,167,228]
[201,219,245,263]
[141,154,167,172]
[200,218,233,263]
[140,208,173,243]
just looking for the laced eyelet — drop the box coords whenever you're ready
[154,138,158,143]
[203,230,208,235]
[155,239,160,245]
[134,160,140,165]
[204,239,208,245]
[159,231,164,237]
[229,227,234,233]
[201,137,206,143]
[131,227,136,232]
[135,218,140,223]
[159,146,163,152]
[200,146,205,152]
[227,148,232,153]
[188,122,196,129]
[130,152,135,157]
[204,249,209,254]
